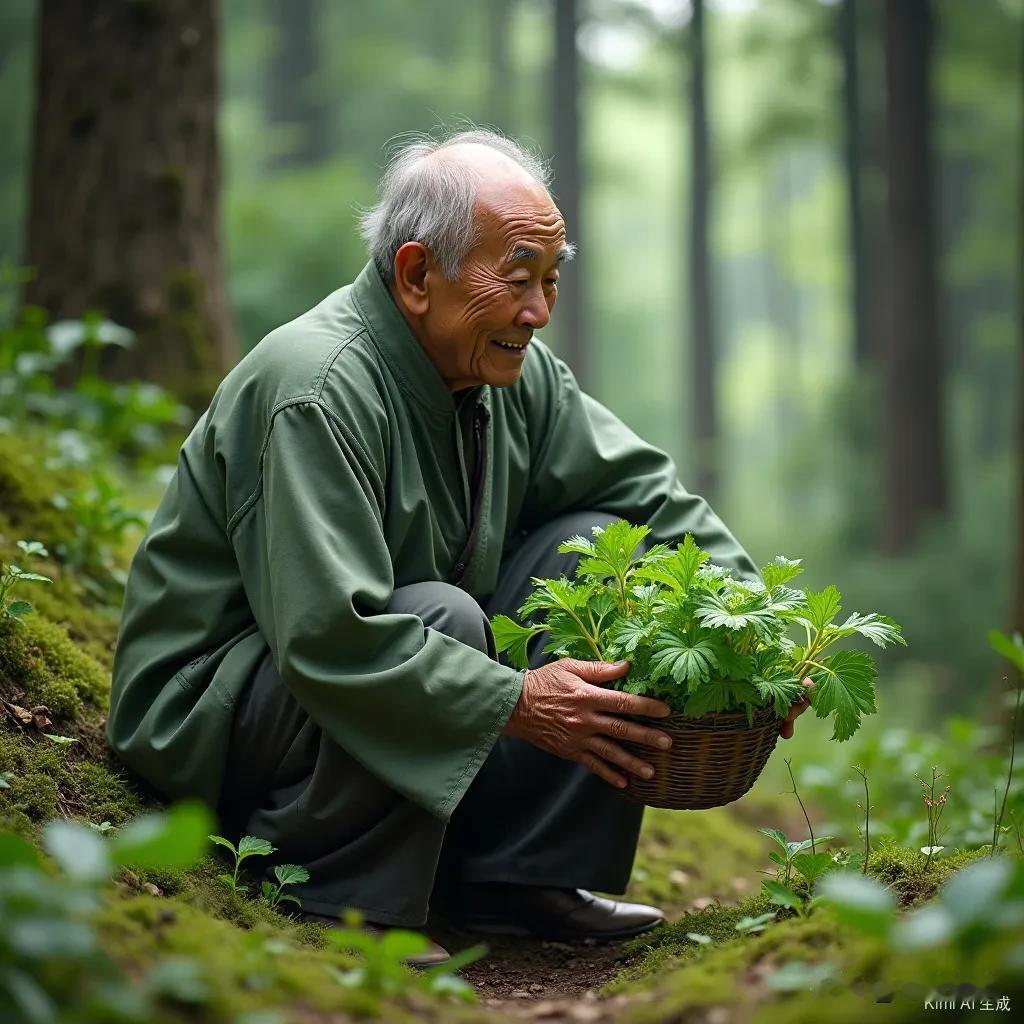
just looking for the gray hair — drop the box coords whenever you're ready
[358,127,554,284]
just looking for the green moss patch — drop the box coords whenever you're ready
[865,838,989,907]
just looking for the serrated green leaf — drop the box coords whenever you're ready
[832,612,906,649]
[237,835,276,860]
[758,828,790,852]
[753,676,804,717]
[809,650,877,741]
[792,852,835,885]
[694,591,779,639]
[794,585,842,632]
[634,534,707,594]
[714,645,755,680]
[648,632,718,689]
[684,679,759,716]
[490,614,541,669]
[274,863,310,886]
[760,556,804,591]
[762,880,804,909]
[208,834,237,856]
[6,600,32,618]
[606,615,652,655]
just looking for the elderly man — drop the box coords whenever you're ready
[108,128,809,967]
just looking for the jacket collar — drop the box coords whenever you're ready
[352,261,490,417]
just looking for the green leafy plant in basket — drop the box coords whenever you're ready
[491,520,906,741]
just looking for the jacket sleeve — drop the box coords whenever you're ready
[520,348,759,582]
[230,399,524,821]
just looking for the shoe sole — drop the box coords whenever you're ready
[459,915,665,943]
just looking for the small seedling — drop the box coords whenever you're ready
[43,733,77,747]
[0,540,51,623]
[260,863,310,909]
[850,765,872,874]
[915,767,950,870]
[988,630,1023,857]
[88,820,115,834]
[326,909,487,1002]
[209,833,276,896]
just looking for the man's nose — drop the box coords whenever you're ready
[515,283,551,331]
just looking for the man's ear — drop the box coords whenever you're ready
[392,242,431,316]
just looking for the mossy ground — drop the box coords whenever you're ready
[3,430,1023,1023]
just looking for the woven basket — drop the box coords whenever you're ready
[618,704,783,810]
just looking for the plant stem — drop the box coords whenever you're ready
[852,765,871,875]
[992,672,1021,857]
[785,757,817,855]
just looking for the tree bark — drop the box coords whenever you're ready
[21,0,236,410]
[551,0,587,388]
[264,0,330,170]
[881,0,948,552]
[688,0,717,501]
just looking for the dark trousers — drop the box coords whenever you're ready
[216,511,646,926]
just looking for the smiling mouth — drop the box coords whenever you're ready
[491,339,530,351]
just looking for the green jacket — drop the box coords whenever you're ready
[107,262,758,821]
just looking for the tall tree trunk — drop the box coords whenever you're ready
[264,0,330,170]
[689,0,717,501]
[488,0,513,133]
[881,0,947,552]
[1016,12,1024,640]
[551,0,587,387]
[21,0,235,410]
[840,0,869,368]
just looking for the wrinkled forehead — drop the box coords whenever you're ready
[472,179,567,260]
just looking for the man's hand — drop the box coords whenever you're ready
[504,658,673,790]
[778,678,815,739]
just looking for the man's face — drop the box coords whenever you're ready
[419,180,570,391]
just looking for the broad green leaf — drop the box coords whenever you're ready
[606,616,653,655]
[648,632,718,688]
[15,572,50,583]
[810,650,877,741]
[261,880,275,901]
[694,591,779,639]
[43,820,110,882]
[714,645,755,680]
[490,614,540,669]
[989,630,1024,674]
[6,600,32,617]
[379,928,431,963]
[768,852,788,868]
[817,873,895,937]
[765,586,805,614]
[0,832,42,869]
[112,802,213,869]
[274,863,310,886]
[793,585,842,632]
[754,676,804,717]
[760,555,803,591]
[556,534,595,558]
[762,880,804,909]
[684,679,759,716]
[237,835,276,860]
[758,828,790,853]
[793,853,835,885]
[940,857,1014,927]
[832,613,906,649]
[634,534,707,594]
[208,834,237,856]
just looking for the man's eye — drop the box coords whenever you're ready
[509,278,529,287]
[544,278,559,287]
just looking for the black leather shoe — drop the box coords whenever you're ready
[457,883,665,942]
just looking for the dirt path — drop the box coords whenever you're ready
[426,912,650,1022]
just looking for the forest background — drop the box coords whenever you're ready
[1,0,1021,736]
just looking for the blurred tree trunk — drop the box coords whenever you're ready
[840,0,869,368]
[551,0,587,387]
[688,0,717,500]
[264,0,329,170]
[488,0,513,133]
[881,0,948,552]
[21,0,235,410]
[1016,14,1024,641]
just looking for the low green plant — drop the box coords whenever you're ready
[0,802,213,1022]
[0,541,52,623]
[492,520,905,738]
[916,767,951,870]
[260,863,310,909]
[208,833,276,897]
[326,909,487,1002]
